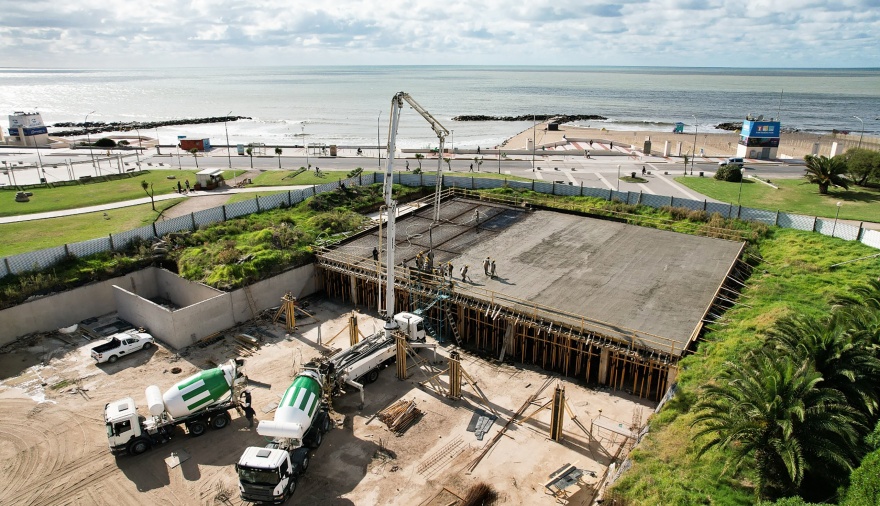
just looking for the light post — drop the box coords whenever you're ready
[832,201,842,238]
[853,116,864,149]
[2,161,12,186]
[224,111,233,170]
[737,170,745,206]
[616,164,621,191]
[85,110,97,174]
[155,125,161,154]
[302,124,309,168]
[134,126,142,170]
[450,130,454,159]
[691,114,697,175]
[377,111,381,168]
[532,115,537,170]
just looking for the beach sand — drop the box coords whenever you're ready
[499,123,874,160]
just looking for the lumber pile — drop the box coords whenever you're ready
[377,399,422,434]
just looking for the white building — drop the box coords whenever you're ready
[6,111,50,147]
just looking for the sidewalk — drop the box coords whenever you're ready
[0,184,311,224]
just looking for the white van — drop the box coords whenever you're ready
[718,157,744,168]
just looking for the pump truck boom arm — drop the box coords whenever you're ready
[382,92,452,321]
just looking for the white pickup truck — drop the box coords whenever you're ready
[91,329,155,363]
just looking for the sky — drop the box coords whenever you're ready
[1,0,879,68]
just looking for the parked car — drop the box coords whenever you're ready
[91,329,154,363]
[718,157,744,168]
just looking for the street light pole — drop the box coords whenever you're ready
[617,164,621,191]
[377,111,381,168]
[133,126,142,170]
[832,201,842,238]
[691,114,698,175]
[155,125,161,155]
[450,130,454,159]
[302,124,309,168]
[224,111,233,169]
[853,116,864,149]
[532,115,536,170]
[85,110,97,174]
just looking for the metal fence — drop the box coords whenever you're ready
[1,172,878,279]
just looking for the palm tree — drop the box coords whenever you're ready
[246,147,253,169]
[275,147,283,168]
[415,153,424,170]
[693,351,863,501]
[767,313,880,417]
[443,157,451,172]
[803,154,850,194]
[189,148,199,168]
[140,180,155,211]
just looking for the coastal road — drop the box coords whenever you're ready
[2,148,805,204]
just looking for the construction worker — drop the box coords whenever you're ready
[416,251,423,271]
[482,256,491,275]
[241,390,256,428]
[372,247,379,262]
[490,259,496,278]
[460,264,469,282]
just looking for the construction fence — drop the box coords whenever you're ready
[2,172,878,279]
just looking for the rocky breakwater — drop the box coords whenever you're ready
[50,116,252,137]
[452,114,607,122]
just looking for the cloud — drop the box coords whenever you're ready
[0,0,875,67]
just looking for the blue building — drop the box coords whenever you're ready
[737,115,780,160]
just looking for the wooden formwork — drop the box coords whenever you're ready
[320,266,677,401]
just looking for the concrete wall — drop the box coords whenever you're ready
[3,263,320,348]
[0,269,154,346]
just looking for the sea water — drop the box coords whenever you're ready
[0,66,877,149]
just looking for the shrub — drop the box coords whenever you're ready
[687,209,709,222]
[94,137,117,148]
[347,167,363,178]
[715,166,743,182]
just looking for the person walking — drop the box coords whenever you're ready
[469,163,473,172]
[241,390,257,428]
[185,179,191,193]
[405,160,410,171]
[490,259,496,278]
[459,264,469,282]
[482,256,491,275]
[446,261,453,280]
[177,181,182,193]
[610,141,614,150]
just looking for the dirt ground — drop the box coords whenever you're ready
[0,298,652,506]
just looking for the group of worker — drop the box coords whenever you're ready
[375,246,498,285]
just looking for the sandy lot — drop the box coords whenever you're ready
[0,298,651,506]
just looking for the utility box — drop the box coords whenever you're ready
[643,136,652,154]
[237,144,245,155]
[548,123,559,131]
[330,145,337,157]
[179,138,212,152]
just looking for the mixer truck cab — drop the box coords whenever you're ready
[238,368,332,504]
[236,444,311,504]
[393,312,427,343]
[104,358,247,456]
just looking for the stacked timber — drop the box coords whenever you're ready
[377,399,422,434]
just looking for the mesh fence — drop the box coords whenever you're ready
[68,237,112,258]
[641,193,673,208]
[156,215,192,236]
[3,176,880,280]
[705,201,732,217]
[741,207,777,225]
[226,199,259,219]
[6,246,67,275]
[777,212,815,232]
[193,206,224,228]
[863,229,880,249]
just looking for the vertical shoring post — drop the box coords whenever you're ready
[396,334,407,379]
[550,384,565,442]
[349,313,359,346]
[448,350,462,399]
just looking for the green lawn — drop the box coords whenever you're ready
[676,175,880,222]
[0,199,182,257]
[250,169,375,187]
[226,191,292,205]
[0,170,201,217]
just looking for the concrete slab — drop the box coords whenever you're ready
[332,197,743,356]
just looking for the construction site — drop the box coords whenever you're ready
[319,190,746,402]
[0,93,750,505]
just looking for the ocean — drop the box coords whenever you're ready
[1,66,878,149]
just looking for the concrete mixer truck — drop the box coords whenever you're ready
[237,368,331,504]
[104,358,247,455]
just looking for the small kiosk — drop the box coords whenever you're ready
[195,168,224,190]
[737,115,780,160]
